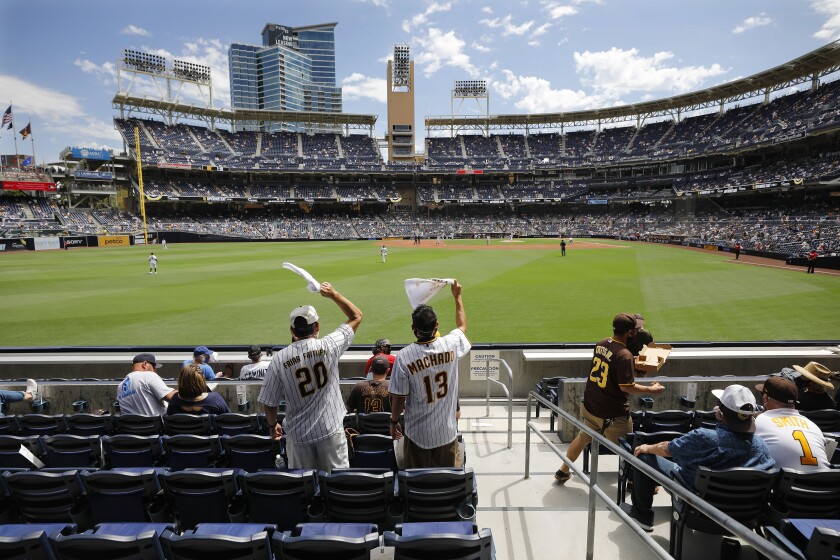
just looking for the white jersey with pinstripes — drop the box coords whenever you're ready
[389,328,471,449]
[257,323,354,445]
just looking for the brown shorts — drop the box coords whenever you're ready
[403,436,461,469]
[576,403,631,446]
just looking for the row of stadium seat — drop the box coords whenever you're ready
[0,520,495,560]
[0,467,478,533]
[0,432,401,472]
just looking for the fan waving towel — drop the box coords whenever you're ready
[404,278,455,308]
[282,262,321,293]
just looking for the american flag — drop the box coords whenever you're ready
[1,106,11,129]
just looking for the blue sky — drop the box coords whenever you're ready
[1,0,839,162]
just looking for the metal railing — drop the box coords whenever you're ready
[482,357,513,449]
[524,391,798,560]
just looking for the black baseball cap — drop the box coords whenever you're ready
[133,352,162,369]
[247,345,262,359]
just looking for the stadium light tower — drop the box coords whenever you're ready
[451,79,489,136]
[387,44,415,163]
[116,49,214,116]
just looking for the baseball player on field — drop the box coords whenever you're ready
[754,374,829,470]
[389,280,470,468]
[381,244,388,263]
[258,281,363,472]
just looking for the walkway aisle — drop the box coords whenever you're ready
[458,401,757,560]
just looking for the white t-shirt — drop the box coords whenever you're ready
[239,361,268,380]
[755,408,830,470]
[258,323,354,445]
[390,328,471,449]
[149,255,157,266]
[117,370,172,416]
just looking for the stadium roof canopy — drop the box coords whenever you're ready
[112,93,377,133]
[425,40,840,133]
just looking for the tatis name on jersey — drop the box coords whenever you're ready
[770,415,812,429]
[405,351,456,375]
[594,345,614,360]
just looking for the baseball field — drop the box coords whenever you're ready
[2,238,838,348]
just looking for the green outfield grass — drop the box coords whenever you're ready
[1,238,838,347]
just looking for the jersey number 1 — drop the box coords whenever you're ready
[792,429,818,466]
[296,361,328,398]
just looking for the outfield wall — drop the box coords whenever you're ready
[3,233,839,269]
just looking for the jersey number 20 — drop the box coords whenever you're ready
[296,362,328,398]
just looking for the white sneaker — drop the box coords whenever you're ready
[149,271,152,274]
[26,378,38,401]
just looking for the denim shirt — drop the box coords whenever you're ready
[668,425,776,488]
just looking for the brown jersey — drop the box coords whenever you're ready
[345,379,391,414]
[583,337,636,419]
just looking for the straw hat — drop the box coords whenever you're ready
[792,362,836,389]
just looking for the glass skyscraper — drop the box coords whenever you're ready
[229,22,342,131]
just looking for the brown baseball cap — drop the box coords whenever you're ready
[612,313,637,335]
[370,355,390,375]
[755,376,798,406]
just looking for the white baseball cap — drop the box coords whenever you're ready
[290,305,319,326]
[711,384,761,432]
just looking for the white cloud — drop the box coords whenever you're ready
[121,24,150,36]
[0,74,122,147]
[342,73,387,104]
[481,6,493,13]
[812,0,840,40]
[354,0,389,7]
[532,22,552,37]
[732,13,772,34]
[402,2,454,33]
[493,46,728,114]
[573,47,727,97]
[528,40,541,47]
[413,28,479,77]
[0,75,85,119]
[479,15,535,36]
[74,58,117,84]
[493,69,612,112]
[472,41,492,53]
[542,2,578,19]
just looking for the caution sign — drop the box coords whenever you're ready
[470,350,500,381]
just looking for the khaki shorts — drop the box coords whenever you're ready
[576,403,631,446]
[286,429,349,473]
[403,436,461,469]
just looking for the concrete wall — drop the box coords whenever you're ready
[0,345,837,417]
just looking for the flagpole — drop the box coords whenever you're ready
[30,130,36,168]
[10,102,19,167]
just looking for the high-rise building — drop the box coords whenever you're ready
[229,22,342,131]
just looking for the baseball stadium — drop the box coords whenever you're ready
[0,14,839,560]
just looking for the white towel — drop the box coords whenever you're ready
[283,262,321,293]
[404,278,455,308]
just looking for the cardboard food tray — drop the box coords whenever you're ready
[634,342,672,372]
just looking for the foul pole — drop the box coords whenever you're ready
[134,127,149,245]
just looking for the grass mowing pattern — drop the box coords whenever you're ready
[1,238,837,347]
